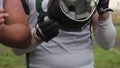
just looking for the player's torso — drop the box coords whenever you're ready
[23,0,93,53]
[23,0,94,68]
[28,29,94,68]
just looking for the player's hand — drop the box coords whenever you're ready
[97,0,113,15]
[35,19,59,42]
[0,8,9,24]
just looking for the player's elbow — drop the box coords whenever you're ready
[16,39,31,49]
[7,38,31,49]
[14,26,31,49]
[101,43,114,50]
[14,33,31,49]
[97,40,115,50]
[9,29,31,49]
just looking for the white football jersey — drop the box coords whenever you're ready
[20,0,94,68]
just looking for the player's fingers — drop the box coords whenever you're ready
[0,8,4,13]
[0,13,9,18]
[0,13,9,24]
[0,18,5,24]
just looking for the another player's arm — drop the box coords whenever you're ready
[94,0,116,50]
[0,0,31,49]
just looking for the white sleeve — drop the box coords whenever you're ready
[11,30,41,56]
[94,14,116,50]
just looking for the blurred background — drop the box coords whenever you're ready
[0,0,120,68]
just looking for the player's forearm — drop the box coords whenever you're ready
[11,30,43,56]
[94,13,116,50]
[0,0,32,48]
[0,23,31,49]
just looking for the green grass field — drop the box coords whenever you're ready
[0,26,120,68]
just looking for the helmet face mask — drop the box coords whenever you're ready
[48,0,99,31]
[60,0,99,22]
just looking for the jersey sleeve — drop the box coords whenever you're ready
[94,13,116,50]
